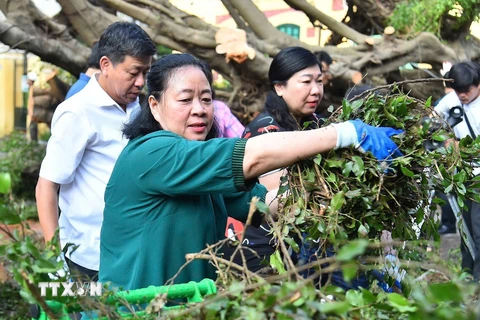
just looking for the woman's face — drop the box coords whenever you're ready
[274,64,324,119]
[149,66,214,141]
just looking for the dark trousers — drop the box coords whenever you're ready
[438,192,456,230]
[29,121,38,142]
[460,199,480,280]
[65,257,98,282]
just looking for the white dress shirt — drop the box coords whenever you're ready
[435,90,480,175]
[39,74,139,270]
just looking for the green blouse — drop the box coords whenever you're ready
[99,131,267,290]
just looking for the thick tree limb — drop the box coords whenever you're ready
[56,0,117,44]
[227,0,284,40]
[0,19,88,75]
[220,0,252,33]
[226,0,310,50]
[284,0,368,44]
[349,0,395,26]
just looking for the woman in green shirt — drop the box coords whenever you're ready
[99,53,402,290]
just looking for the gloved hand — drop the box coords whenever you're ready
[332,119,404,161]
[48,252,70,280]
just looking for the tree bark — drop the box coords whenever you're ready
[1,0,480,114]
[284,0,368,45]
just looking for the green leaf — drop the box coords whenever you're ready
[313,154,322,166]
[359,288,376,304]
[357,224,369,238]
[424,96,432,108]
[345,189,362,198]
[336,239,369,261]
[255,201,269,214]
[342,162,353,176]
[270,250,286,274]
[0,172,11,194]
[429,283,463,302]
[284,237,300,253]
[329,191,346,213]
[342,263,358,282]
[0,204,21,225]
[444,184,453,194]
[346,289,364,307]
[318,301,350,315]
[387,293,417,313]
[351,156,365,177]
[400,166,414,177]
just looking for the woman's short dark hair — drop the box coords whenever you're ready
[123,53,219,140]
[265,46,321,131]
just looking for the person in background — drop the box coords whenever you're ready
[213,98,245,138]
[225,47,405,292]
[314,51,333,86]
[65,42,101,99]
[35,21,157,281]
[98,52,402,290]
[26,71,38,142]
[434,64,457,235]
[434,61,480,279]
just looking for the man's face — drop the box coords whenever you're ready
[455,84,480,105]
[100,55,152,108]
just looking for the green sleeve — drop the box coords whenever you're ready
[223,183,267,227]
[128,132,255,196]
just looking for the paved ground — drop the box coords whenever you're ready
[439,232,461,261]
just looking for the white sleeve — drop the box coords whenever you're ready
[434,91,460,118]
[39,106,93,184]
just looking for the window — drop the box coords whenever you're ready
[277,24,300,39]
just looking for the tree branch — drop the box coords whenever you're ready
[284,0,368,44]
[220,0,252,33]
[0,19,88,75]
[227,0,283,40]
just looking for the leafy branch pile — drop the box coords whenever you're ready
[275,87,480,266]
[3,88,480,319]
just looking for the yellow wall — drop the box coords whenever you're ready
[170,0,347,46]
[0,53,25,137]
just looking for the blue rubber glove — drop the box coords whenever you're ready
[332,119,403,161]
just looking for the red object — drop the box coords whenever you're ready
[307,27,315,38]
[333,0,345,11]
[225,217,245,240]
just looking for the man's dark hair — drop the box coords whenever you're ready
[448,61,480,92]
[87,42,101,69]
[97,21,157,65]
[123,53,218,140]
[314,51,333,67]
[265,46,321,131]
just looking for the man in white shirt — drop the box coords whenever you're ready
[35,21,157,280]
[434,61,480,280]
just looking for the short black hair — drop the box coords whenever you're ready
[314,51,333,66]
[123,53,218,140]
[87,42,101,69]
[449,61,480,92]
[97,21,157,66]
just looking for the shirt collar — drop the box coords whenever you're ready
[86,73,140,114]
